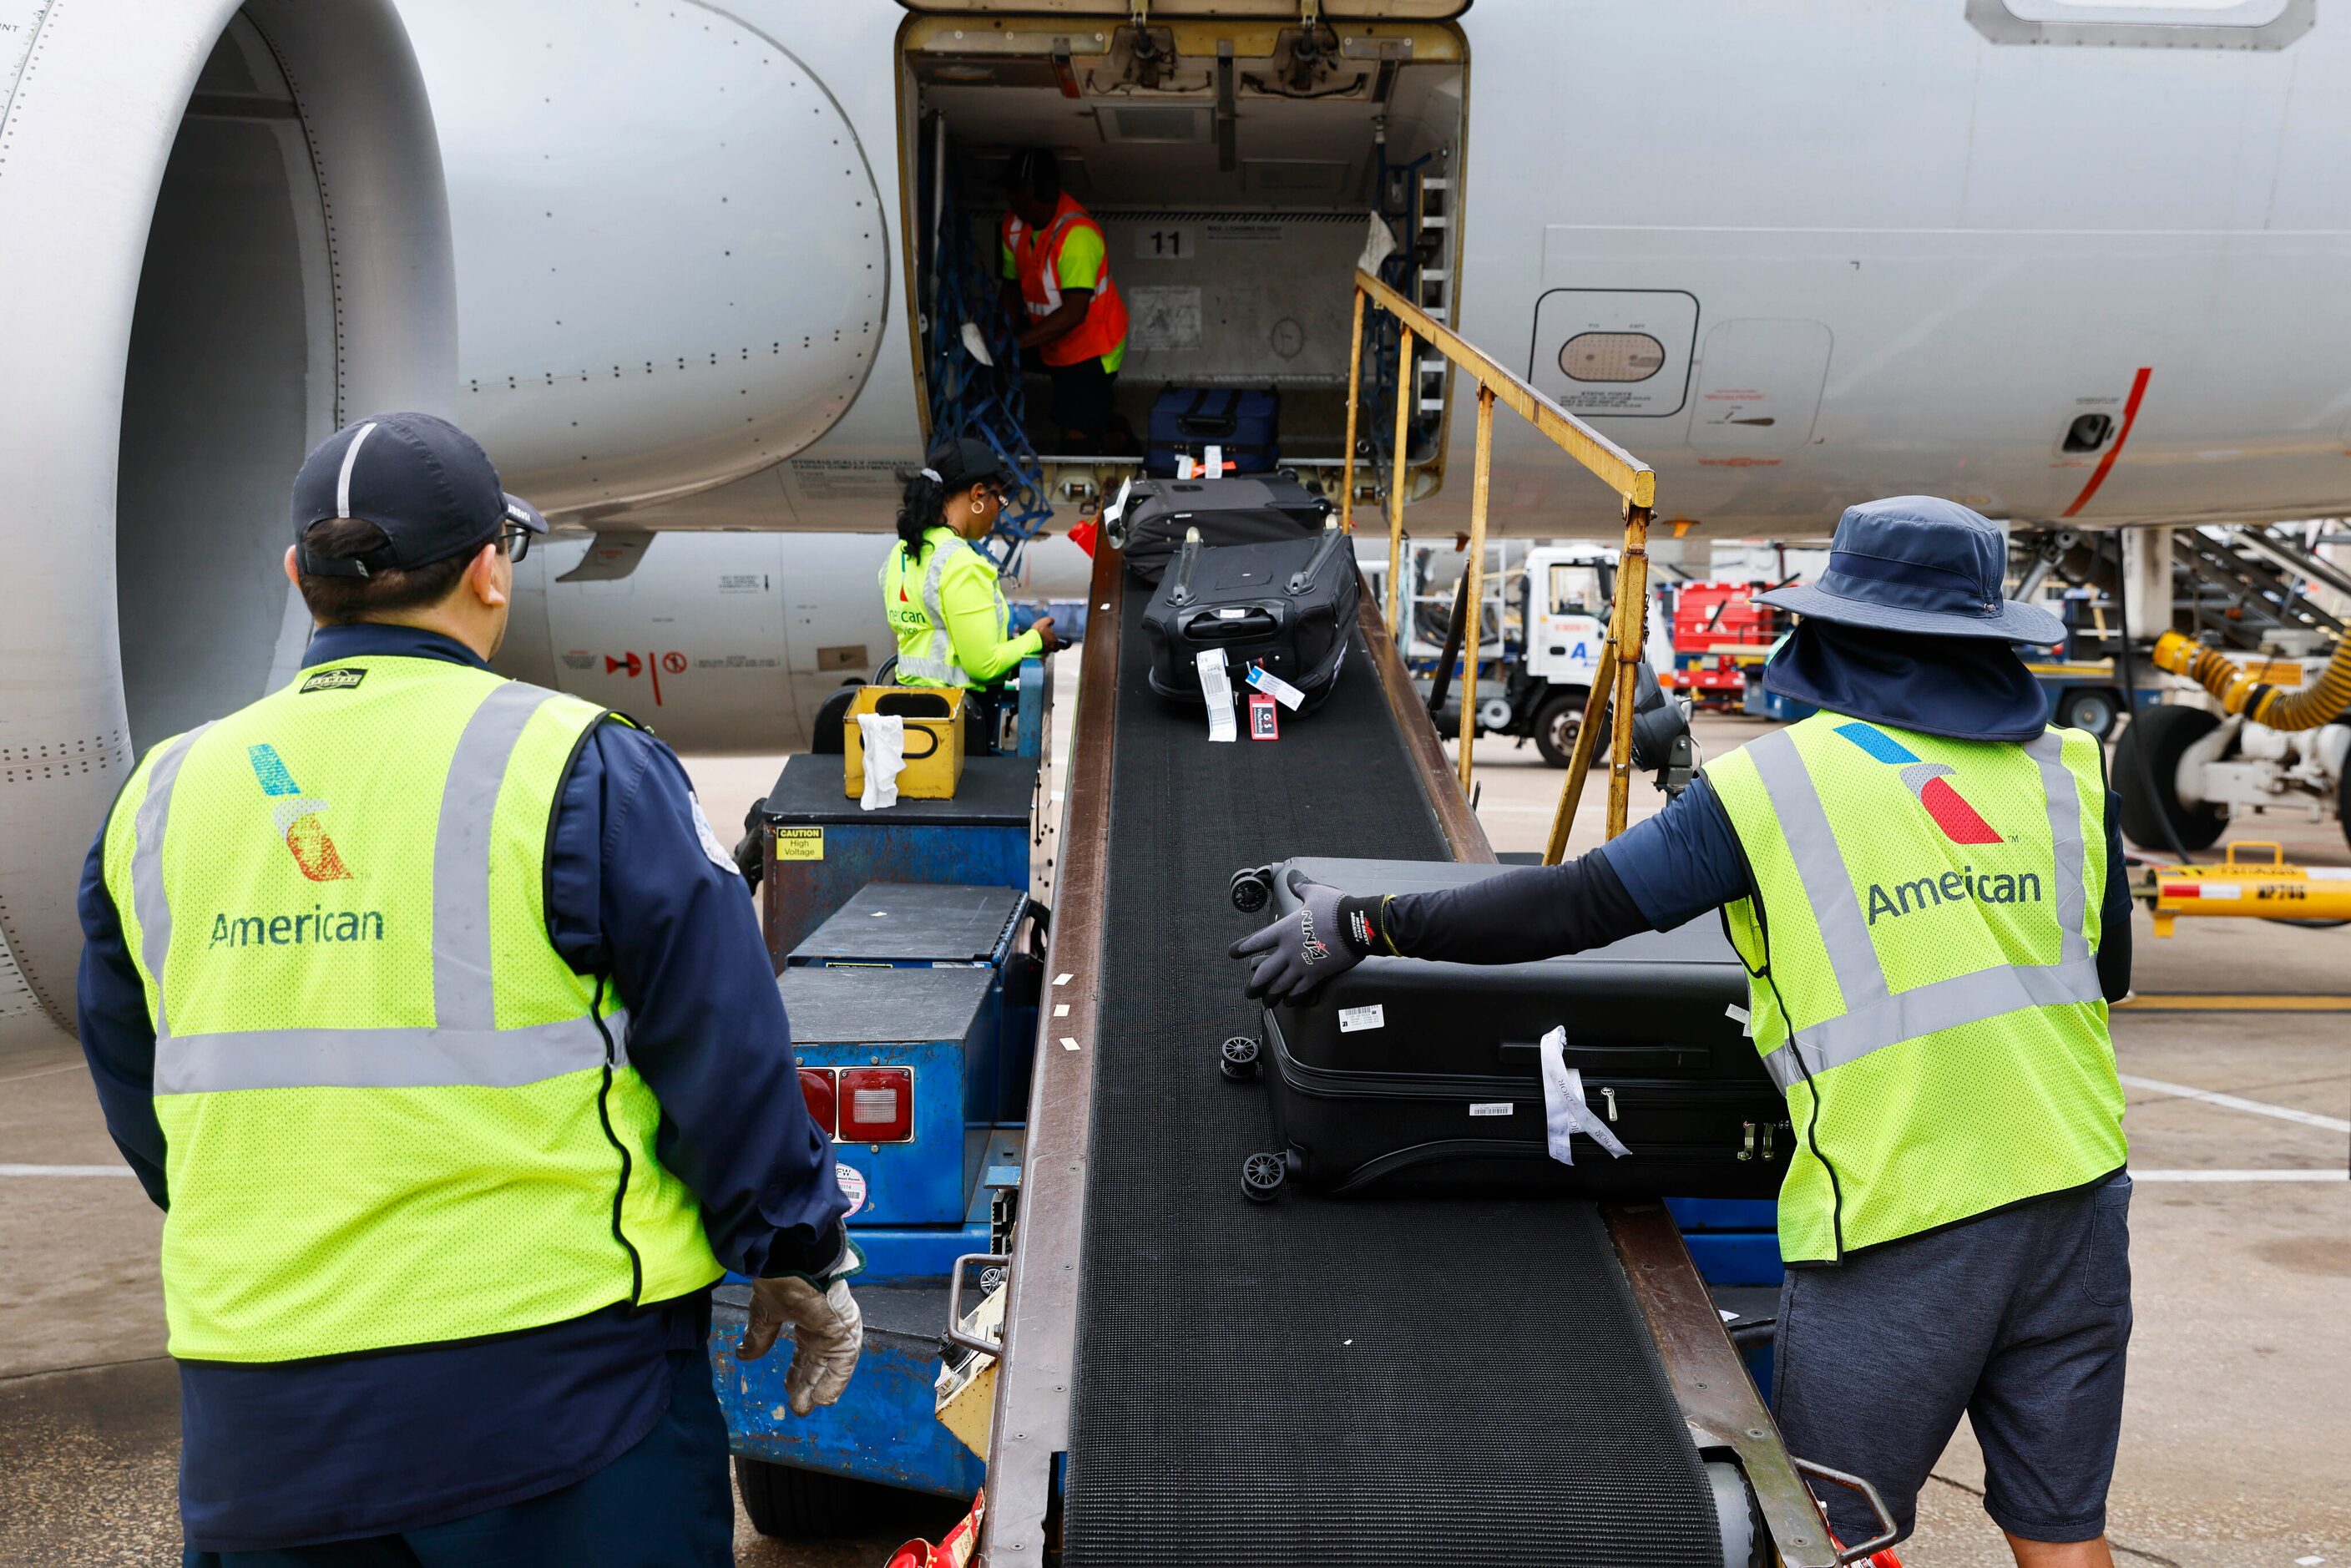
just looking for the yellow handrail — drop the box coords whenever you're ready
[1345,268,1659,850]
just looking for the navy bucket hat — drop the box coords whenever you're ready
[1755,496,2065,647]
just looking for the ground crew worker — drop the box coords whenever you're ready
[884,436,1063,691]
[1236,498,2136,1568]
[76,412,862,1565]
[1000,148,1131,453]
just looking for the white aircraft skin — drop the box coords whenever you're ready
[3,0,2348,1047]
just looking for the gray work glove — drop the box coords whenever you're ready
[737,1237,865,1417]
[1227,873,1379,1004]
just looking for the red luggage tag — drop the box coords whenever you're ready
[1247,692,1280,741]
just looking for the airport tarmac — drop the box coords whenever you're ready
[2,710,2344,1567]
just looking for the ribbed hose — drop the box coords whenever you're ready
[2150,630,2351,730]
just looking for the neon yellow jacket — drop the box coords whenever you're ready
[882,526,1043,688]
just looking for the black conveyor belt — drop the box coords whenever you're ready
[1062,596,1722,1565]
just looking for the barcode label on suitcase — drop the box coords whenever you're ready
[1337,1004,1385,1033]
[1469,1102,1514,1118]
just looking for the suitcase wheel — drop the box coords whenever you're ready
[1241,1151,1287,1203]
[1219,1034,1261,1082]
[1230,865,1276,913]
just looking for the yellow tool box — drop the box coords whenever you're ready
[844,685,966,801]
[933,1280,1004,1459]
[2141,842,2351,935]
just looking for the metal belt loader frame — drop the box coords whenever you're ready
[1337,267,1659,856]
[974,282,1888,1568]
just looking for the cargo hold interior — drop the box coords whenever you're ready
[898,14,1467,486]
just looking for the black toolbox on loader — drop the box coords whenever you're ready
[1141,524,1358,711]
[1229,857,1792,1200]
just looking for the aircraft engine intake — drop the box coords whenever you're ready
[0,0,456,1044]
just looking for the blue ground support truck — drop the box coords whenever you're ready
[710,664,1050,1539]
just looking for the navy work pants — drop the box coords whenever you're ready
[182,1348,733,1568]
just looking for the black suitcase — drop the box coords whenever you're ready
[1141,527,1359,711]
[1114,475,1332,585]
[1146,386,1280,477]
[1233,857,1792,1199]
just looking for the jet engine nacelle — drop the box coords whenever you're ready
[0,0,455,1044]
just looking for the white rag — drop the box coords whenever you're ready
[857,712,906,810]
[960,321,995,368]
[1538,1025,1631,1166]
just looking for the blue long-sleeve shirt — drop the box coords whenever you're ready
[76,623,847,1552]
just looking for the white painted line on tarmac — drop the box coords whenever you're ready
[2119,1074,2351,1134]
[0,1061,81,1085]
[0,1164,135,1177]
[2131,1169,2347,1182]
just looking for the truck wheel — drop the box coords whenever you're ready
[2060,687,2122,738]
[734,1458,897,1539]
[2111,705,2226,853]
[1532,690,1605,769]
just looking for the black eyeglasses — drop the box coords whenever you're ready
[499,524,533,563]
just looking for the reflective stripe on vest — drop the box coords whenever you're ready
[129,685,624,1090]
[1743,726,2102,1092]
[892,536,979,687]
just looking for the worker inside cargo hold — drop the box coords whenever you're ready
[999,147,1131,453]
[1235,498,2135,1568]
[885,435,1064,693]
[76,412,862,1567]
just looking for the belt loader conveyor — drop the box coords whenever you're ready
[973,543,1887,1566]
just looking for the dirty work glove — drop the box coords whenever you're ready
[1227,873,1387,1004]
[738,1237,866,1416]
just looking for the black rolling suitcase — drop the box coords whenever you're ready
[1145,387,1281,477]
[1226,857,1792,1201]
[1141,526,1358,711]
[1113,474,1332,585]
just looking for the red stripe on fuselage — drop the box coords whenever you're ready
[2060,367,2153,519]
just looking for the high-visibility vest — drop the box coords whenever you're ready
[882,527,1012,688]
[1705,711,2126,1263]
[1002,194,1130,368]
[102,655,721,1363]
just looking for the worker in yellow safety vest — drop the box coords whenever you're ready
[1000,147,1131,453]
[1234,498,2137,1568]
[78,412,862,1565]
[883,436,1064,691]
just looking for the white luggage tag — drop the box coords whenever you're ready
[1538,1025,1631,1166]
[1245,663,1307,711]
[1196,650,1238,742]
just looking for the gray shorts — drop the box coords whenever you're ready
[1772,1171,2132,1547]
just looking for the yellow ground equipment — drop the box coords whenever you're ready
[933,1279,1004,1459]
[844,685,966,800]
[2140,842,2351,935]
[2151,631,2344,730]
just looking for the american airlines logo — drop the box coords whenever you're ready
[246,743,353,883]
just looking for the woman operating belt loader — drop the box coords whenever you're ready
[882,438,1062,703]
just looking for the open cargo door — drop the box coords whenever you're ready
[899,0,1468,513]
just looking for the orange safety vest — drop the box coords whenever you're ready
[1002,194,1130,368]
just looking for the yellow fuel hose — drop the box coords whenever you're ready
[2149,630,2351,731]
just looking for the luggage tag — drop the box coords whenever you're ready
[1196,650,1238,742]
[1245,664,1307,711]
[1247,692,1279,741]
[1538,1025,1631,1166]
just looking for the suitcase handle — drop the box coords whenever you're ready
[1166,526,1205,607]
[1176,387,1238,438]
[1181,604,1282,642]
[1286,521,1347,597]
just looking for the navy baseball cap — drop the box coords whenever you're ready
[291,412,546,579]
[1755,496,2065,646]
